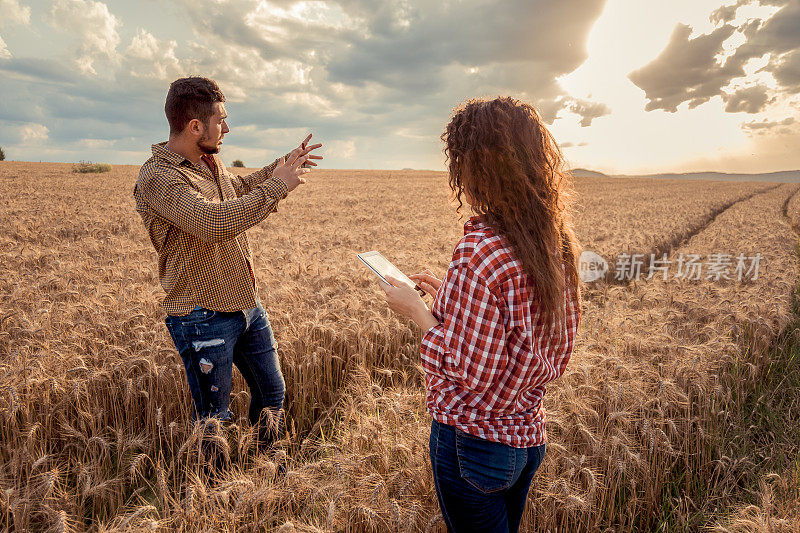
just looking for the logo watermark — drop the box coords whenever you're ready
[579,252,762,283]
[579,250,609,283]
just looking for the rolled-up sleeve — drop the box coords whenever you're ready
[420,262,508,393]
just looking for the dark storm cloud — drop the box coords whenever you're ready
[723,84,772,112]
[710,2,742,24]
[629,0,800,114]
[325,0,606,96]
[772,49,800,90]
[563,97,612,126]
[628,23,739,112]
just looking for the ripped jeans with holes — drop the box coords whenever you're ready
[164,301,286,449]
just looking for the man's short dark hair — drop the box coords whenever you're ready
[165,76,225,135]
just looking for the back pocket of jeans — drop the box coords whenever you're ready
[455,428,515,493]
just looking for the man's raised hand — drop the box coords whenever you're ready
[274,135,323,192]
[295,133,323,168]
[273,152,310,192]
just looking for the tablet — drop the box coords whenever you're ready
[357,251,417,289]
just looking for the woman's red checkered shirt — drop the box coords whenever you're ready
[420,216,581,448]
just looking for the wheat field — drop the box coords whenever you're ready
[1,161,799,532]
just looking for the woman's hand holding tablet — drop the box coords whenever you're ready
[360,251,442,331]
[409,269,442,298]
[357,251,418,290]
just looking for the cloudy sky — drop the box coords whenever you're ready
[0,0,798,174]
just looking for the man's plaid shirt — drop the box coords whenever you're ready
[420,216,582,448]
[134,142,288,315]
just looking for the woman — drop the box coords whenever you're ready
[379,96,582,532]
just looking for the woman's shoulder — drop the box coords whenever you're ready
[452,226,522,285]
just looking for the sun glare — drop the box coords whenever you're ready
[551,0,791,175]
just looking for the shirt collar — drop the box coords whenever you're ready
[200,153,218,173]
[151,141,192,166]
[464,215,488,234]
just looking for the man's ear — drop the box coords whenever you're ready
[187,118,204,136]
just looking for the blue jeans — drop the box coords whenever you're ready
[429,420,546,533]
[164,302,286,447]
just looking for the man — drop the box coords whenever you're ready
[133,76,321,450]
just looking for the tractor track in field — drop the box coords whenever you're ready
[780,183,800,234]
[590,182,784,289]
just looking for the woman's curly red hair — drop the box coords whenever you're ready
[442,96,582,327]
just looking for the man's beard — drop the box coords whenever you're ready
[198,134,220,155]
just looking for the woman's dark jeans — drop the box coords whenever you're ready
[164,302,286,447]
[429,419,546,533]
